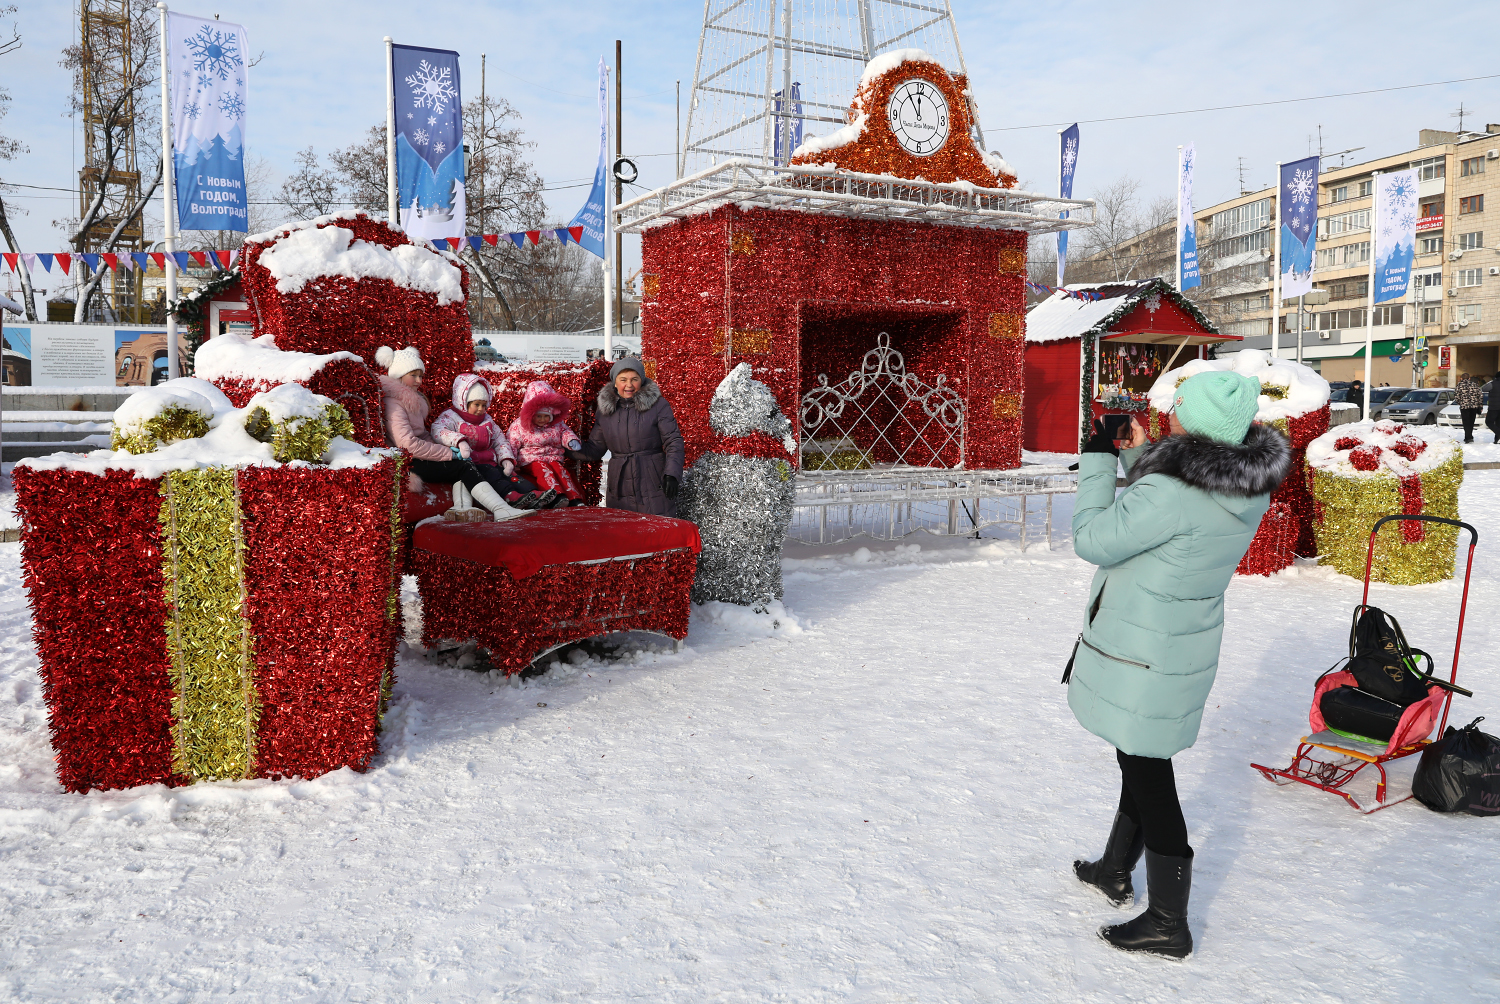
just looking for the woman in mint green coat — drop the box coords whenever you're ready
[1067,371,1290,960]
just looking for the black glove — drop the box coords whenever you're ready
[662,474,679,499]
[567,447,594,463]
[1081,419,1121,457]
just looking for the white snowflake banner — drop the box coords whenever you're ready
[1278,156,1319,299]
[1176,143,1200,290]
[391,44,465,243]
[167,12,249,233]
[1373,169,1418,304]
[1056,123,1079,287]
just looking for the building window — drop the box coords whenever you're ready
[1460,156,1486,177]
[1358,179,1373,197]
[1411,156,1446,181]
[1419,196,1443,218]
[1458,231,1484,250]
[1330,185,1348,203]
[1421,305,1441,325]
[1320,209,1370,238]
[1315,240,1371,269]
[1328,280,1368,301]
[1314,308,1369,330]
[1457,268,1483,287]
[1209,198,1270,241]
[1373,305,1404,326]
[1208,229,1269,259]
[1459,194,1485,214]
[1223,318,1271,337]
[1455,304,1482,324]
[1419,235,1444,255]
[1414,270,1444,289]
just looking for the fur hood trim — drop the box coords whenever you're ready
[1126,423,1291,498]
[597,377,661,416]
[519,380,573,427]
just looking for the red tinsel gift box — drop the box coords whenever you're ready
[14,458,405,793]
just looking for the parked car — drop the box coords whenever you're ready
[1437,392,1489,429]
[1381,388,1456,425]
[1362,386,1412,420]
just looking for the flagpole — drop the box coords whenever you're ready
[1176,145,1183,291]
[1056,127,1065,288]
[1271,161,1281,360]
[1363,171,1380,420]
[602,64,614,361]
[384,37,398,229]
[158,2,178,381]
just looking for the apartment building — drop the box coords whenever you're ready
[1064,125,1500,387]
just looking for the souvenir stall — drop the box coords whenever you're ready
[1023,279,1234,454]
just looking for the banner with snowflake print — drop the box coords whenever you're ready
[1176,143,1200,289]
[567,57,608,260]
[167,13,249,232]
[1373,169,1418,303]
[391,44,466,243]
[1056,123,1078,287]
[1278,156,1319,298]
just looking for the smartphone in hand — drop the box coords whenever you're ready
[1100,414,1133,442]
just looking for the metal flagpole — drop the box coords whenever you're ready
[1176,145,1183,291]
[1057,127,1065,288]
[614,40,623,339]
[1296,293,1305,365]
[1270,161,1281,360]
[602,64,614,360]
[158,3,178,380]
[1362,171,1380,419]
[385,37,398,229]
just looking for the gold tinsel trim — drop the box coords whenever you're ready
[987,312,1023,340]
[113,405,211,455]
[710,327,774,355]
[992,391,1021,420]
[641,274,660,299]
[998,248,1027,274]
[244,401,355,464]
[379,456,404,727]
[1311,452,1464,585]
[730,232,755,255]
[159,469,259,781]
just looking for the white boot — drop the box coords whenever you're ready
[453,481,473,510]
[471,481,533,521]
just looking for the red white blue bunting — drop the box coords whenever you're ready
[1,249,240,274]
[1026,280,1104,301]
[431,226,586,253]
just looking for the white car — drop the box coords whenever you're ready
[1437,392,1488,429]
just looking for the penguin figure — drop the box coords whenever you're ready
[679,364,797,608]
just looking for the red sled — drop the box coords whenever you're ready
[1250,514,1478,814]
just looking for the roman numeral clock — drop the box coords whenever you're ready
[790,53,1017,189]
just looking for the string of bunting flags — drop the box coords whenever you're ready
[1025,280,1104,301]
[0,249,242,274]
[430,226,586,253]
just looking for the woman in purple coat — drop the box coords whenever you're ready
[573,357,686,516]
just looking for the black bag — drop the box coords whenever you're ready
[1412,718,1500,815]
[1345,605,1434,705]
[1319,686,1409,744]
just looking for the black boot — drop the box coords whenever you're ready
[1100,848,1193,959]
[1073,811,1144,908]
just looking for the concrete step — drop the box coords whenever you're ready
[3,436,111,463]
[0,387,140,413]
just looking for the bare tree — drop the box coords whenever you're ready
[327,125,388,214]
[277,147,341,220]
[0,4,34,319]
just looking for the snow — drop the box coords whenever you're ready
[108,381,221,442]
[1308,419,1461,479]
[1025,286,1136,344]
[1150,348,1330,423]
[244,381,335,425]
[256,224,465,306]
[791,115,865,159]
[194,332,363,384]
[857,48,941,90]
[0,472,1498,999]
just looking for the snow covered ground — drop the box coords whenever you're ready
[0,470,1497,1001]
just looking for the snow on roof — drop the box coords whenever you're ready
[1307,419,1459,479]
[1149,348,1330,422]
[1025,279,1215,344]
[254,222,465,306]
[194,332,363,384]
[858,49,941,89]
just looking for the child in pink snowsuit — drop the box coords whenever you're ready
[507,380,587,505]
[432,374,560,507]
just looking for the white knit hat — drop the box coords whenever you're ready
[374,345,425,379]
[465,381,490,404]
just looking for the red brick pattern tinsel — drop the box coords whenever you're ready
[15,467,188,792]
[239,213,474,412]
[478,359,612,505]
[640,205,1027,470]
[211,357,387,448]
[1236,500,1297,577]
[237,460,404,779]
[412,547,698,675]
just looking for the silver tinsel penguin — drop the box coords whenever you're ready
[679,364,797,607]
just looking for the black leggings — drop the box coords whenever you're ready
[1116,749,1189,857]
[408,458,537,500]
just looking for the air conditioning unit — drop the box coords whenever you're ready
[1489,149,1500,160]
[1491,267,1500,276]
[1448,288,1459,296]
[1449,323,1462,332]
[1319,330,1331,340]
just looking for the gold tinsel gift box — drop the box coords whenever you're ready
[1306,420,1463,585]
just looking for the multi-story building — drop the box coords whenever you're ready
[1063,125,1500,387]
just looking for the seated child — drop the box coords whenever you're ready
[431,374,563,509]
[507,380,589,505]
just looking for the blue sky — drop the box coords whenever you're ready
[3,0,1498,266]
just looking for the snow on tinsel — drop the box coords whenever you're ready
[1307,420,1463,584]
[680,364,797,608]
[110,379,232,455]
[242,383,355,464]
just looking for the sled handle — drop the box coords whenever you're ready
[1362,514,1478,738]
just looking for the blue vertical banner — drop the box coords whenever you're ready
[1177,142,1200,289]
[1279,155,1319,298]
[773,82,804,165]
[167,13,249,232]
[1374,169,1418,302]
[1056,123,1079,287]
[568,58,608,260]
[391,44,465,243]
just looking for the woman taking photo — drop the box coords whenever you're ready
[574,357,685,516]
[1067,371,1290,959]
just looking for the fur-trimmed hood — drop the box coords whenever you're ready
[518,379,573,428]
[1125,423,1291,500]
[596,377,662,416]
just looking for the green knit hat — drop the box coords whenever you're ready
[1172,371,1261,444]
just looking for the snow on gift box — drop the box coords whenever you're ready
[13,379,406,792]
[194,331,387,448]
[1148,349,1331,575]
[1306,420,1463,585]
[239,211,472,411]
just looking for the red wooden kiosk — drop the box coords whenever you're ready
[1023,279,1238,454]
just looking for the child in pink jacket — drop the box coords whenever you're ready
[431,373,563,508]
[507,380,587,504]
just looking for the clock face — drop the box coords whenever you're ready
[887,78,950,157]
